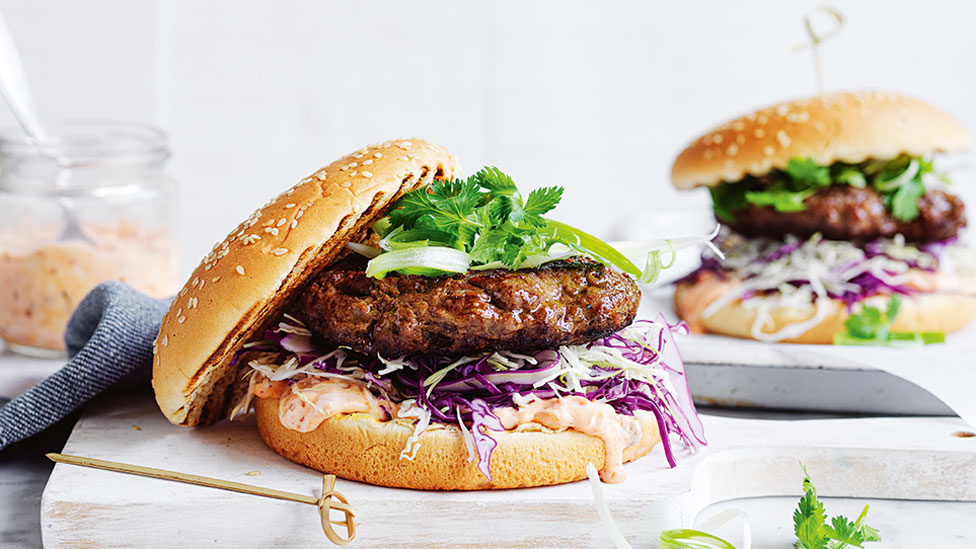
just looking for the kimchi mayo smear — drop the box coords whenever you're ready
[253,375,650,482]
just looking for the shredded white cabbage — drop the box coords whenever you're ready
[700,231,972,342]
[396,399,431,460]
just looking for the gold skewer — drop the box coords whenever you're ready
[47,453,357,545]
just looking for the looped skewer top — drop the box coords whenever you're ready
[317,475,357,545]
[792,6,845,94]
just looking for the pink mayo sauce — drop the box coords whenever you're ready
[254,376,395,433]
[493,395,645,483]
[0,221,178,351]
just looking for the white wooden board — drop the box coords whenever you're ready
[40,392,976,548]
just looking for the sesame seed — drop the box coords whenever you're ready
[341,181,352,188]
[704,149,715,160]
[316,172,327,181]
[178,316,186,324]
[354,154,364,159]
[763,145,776,156]
[349,171,357,177]
[777,105,789,116]
[285,203,296,209]
[703,135,713,145]
[290,220,297,229]
[736,134,745,145]
[732,121,745,131]
[374,152,383,158]
[296,210,304,218]
[189,297,198,309]
[236,265,245,275]
[199,280,205,290]
[212,276,221,283]
[362,159,373,165]
[179,288,187,297]
[270,227,279,236]
[273,248,288,256]
[176,308,183,317]
[776,130,791,147]
[727,144,739,156]
[399,156,409,161]
[204,264,213,271]
[397,141,412,150]
[758,114,769,124]
[192,277,199,288]
[754,129,765,138]
[712,134,723,144]
[161,335,168,347]
[276,218,287,227]
[362,171,372,178]
[349,162,358,168]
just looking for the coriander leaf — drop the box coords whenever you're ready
[824,515,864,547]
[885,294,902,322]
[844,304,885,340]
[486,195,514,226]
[794,468,829,549]
[890,179,925,222]
[523,186,564,227]
[469,227,511,264]
[709,184,749,221]
[859,523,881,543]
[745,188,814,212]
[794,495,828,549]
[472,166,517,194]
[787,158,832,187]
[834,167,867,188]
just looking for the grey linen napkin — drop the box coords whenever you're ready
[0,281,170,451]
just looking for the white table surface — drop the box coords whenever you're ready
[3,351,976,548]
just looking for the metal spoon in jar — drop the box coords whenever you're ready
[0,10,93,245]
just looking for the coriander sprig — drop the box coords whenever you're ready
[368,166,660,279]
[794,466,880,549]
[833,295,945,346]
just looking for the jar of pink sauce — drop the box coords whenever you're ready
[0,121,179,356]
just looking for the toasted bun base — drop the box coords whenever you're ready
[255,397,661,490]
[671,91,972,190]
[674,279,976,344]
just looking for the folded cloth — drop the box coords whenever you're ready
[0,281,170,451]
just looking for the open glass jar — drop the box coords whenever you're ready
[0,121,179,356]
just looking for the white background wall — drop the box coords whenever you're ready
[1,0,975,275]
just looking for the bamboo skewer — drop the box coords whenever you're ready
[46,453,357,545]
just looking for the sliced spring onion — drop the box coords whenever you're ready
[833,331,945,346]
[346,242,382,258]
[364,246,471,279]
[543,219,642,276]
[658,529,737,549]
[873,158,920,191]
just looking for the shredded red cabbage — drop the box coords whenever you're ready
[241,314,705,481]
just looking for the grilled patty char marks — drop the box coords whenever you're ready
[297,256,641,356]
[724,187,966,242]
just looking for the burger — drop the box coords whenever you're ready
[670,91,976,343]
[152,138,705,490]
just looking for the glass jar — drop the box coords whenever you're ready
[0,121,179,356]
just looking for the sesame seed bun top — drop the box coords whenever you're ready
[670,91,972,190]
[152,138,460,427]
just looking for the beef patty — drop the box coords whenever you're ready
[296,256,641,356]
[724,187,966,242]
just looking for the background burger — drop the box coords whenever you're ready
[670,91,976,343]
[152,138,705,490]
